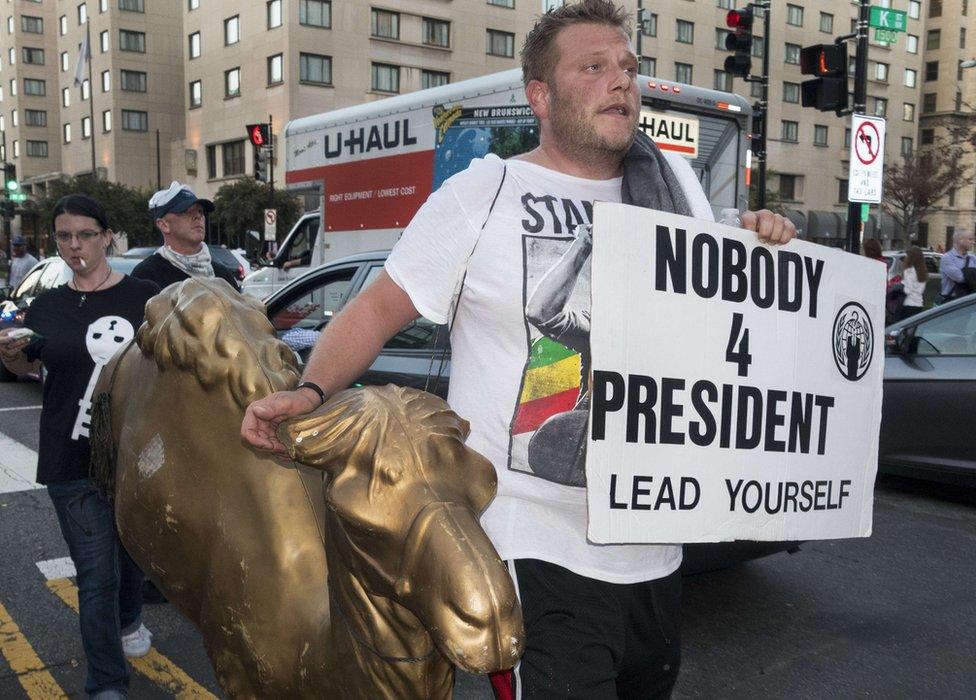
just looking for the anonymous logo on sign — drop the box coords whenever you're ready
[832,302,874,381]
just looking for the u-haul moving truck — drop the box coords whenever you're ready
[251,69,751,296]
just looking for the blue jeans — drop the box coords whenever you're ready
[48,479,144,697]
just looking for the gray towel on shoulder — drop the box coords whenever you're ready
[621,129,693,217]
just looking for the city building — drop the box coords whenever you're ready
[0,1,967,250]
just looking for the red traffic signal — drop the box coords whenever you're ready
[246,123,270,148]
[723,7,755,79]
[726,8,754,31]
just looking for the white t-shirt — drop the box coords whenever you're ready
[901,267,926,307]
[386,153,713,584]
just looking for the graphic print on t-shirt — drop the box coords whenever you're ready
[71,315,135,440]
[508,193,594,488]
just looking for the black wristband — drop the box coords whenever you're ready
[296,381,326,407]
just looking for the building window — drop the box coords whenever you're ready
[872,97,887,117]
[7,47,14,66]
[371,62,399,92]
[786,4,803,26]
[64,123,72,143]
[119,30,146,53]
[715,28,732,50]
[24,79,45,96]
[82,116,91,139]
[713,70,732,92]
[751,36,765,58]
[639,56,656,76]
[676,20,694,44]
[26,140,48,158]
[959,60,966,81]
[961,27,967,49]
[899,137,913,157]
[62,87,70,107]
[224,16,240,45]
[920,128,934,145]
[22,48,44,65]
[21,15,43,33]
[299,0,331,28]
[299,52,332,85]
[819,12,833,33]
[906,34,918,53]
[100,0,107,12]
[11,141,17,159]
[78,3,87,25]
[779,174,797,200]
[101,70,110,92]
[206,144,217,179]
[102,109,111,132]
[10,111,18,128]
[267,54,283,85]
[121,109,148,132]
[874,62,888,82]
[642,13,657,37]
[785,43,800,64]
[371,9,399,39]
[922,93,937,113]
[903,102,915,121]
[783,82,800,103]
[926,29,940,50]
[751,81,763,98]
[930,0,943,17]
[675,62,693,84]
[61,52,69,71]
[8,80,15,97]
[421,70,450,89]
[837,179,848,203]
[189,80,202,108]
[267,0,282,29]
[717,0,734,9]
[100,30,109,52]
[119,0,145,11]
[781,120,798,142]
[813,125,828,147]
[488,0,515,7]
[925,61,939,82]
[58,15,67,35]
[224,68,240,97]
[188,32,200,59]
[904,68,916,87]
[222,140,245,176]
[422,18,450,47]
[486,29,515,57]
[120,70,146,92]
[189,0,200,10]
[25,109,46,127]
[908,0,921,18]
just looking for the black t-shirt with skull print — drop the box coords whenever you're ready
[24,275,159,484]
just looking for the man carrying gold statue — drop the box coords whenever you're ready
[243,1,795,696]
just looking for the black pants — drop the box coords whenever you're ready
[509,559,681,699]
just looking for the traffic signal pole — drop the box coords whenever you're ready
[755,1,770,210]
[845,0,871,255]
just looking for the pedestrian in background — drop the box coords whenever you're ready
[0,195,159,699]
[898,246,928,320]
[863,237,885,262]
[8,234,39,289]
[938,230,976,303]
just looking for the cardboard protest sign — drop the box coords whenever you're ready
[586,203,884,544]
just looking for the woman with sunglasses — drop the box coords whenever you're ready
[0,195,159,699]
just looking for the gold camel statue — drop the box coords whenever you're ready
[90,278,523,698]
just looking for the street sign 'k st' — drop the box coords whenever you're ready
[869,6,907,32]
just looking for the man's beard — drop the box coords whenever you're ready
[548,83,636,165]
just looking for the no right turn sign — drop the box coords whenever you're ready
[848,114,886,204]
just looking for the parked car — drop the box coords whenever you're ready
[882,249,943,308]
[264,251,802,573]
[881,293,976,487]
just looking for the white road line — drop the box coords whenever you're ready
[0,432,41,494]
[36,557,76,580]
[0,405,42,412]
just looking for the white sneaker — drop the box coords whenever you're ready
[121,623,152,659]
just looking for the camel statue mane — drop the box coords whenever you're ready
[136,277,299,408]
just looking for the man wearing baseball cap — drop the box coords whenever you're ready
[8,234,39,289]
[131,181,239,290]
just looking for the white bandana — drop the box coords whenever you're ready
[156,245,214,278]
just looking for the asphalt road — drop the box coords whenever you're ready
[2,378,974,698]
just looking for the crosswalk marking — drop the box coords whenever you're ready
[0,405,43,412]
[36,557,75,581]
[46,578,217,699]
[0,432,41,494]
[0,598,67,699]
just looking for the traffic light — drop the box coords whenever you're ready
[253,144,269,182]
[800,44,848,114]
[246,123,270,148]
[0,200,15,218]
[3,163,18,193]
[723,8,754,79]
